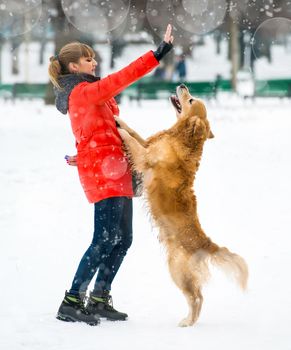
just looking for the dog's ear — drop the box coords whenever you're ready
[189,116,214,140]
[208,129,215,139]
[204,119,214,139]
[186,116,205,139]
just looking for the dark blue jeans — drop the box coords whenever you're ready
[69,196,133,295]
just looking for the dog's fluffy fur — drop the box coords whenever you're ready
[117,84,248,327]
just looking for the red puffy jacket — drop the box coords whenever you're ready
[68,51,159,203]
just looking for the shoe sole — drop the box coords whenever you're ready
[56,313,100,326]
[87,306,128,321]
[99,315,128,321]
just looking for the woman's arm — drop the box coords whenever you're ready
[79,25,174,105]
[80,51,159,105]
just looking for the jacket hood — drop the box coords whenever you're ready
[54,73,100,114]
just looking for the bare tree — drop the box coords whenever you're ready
[44,0,81,104]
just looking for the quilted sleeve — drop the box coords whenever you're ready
[80,51,159,105]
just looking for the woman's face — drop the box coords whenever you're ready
[70,56,97,75]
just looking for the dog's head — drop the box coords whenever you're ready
[170,84,214,140]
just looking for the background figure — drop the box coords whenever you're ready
[153,61,166,80]
[175,54,187,81]
[94,49,102,77]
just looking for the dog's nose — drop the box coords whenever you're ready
[179,84,187,89]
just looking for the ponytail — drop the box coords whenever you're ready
[48,56,63,90]
[48,42,95,90]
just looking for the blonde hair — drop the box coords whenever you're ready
[48,42,95,89]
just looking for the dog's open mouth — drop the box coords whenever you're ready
[170,95,182,114]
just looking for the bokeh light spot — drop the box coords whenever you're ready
[61,0,130,35]
[0,0,42,38]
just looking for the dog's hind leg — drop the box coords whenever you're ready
[168,254,204,327]
[178,284,203,327]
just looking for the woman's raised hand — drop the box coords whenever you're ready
[164,24,174,44]
[153,24,174,61]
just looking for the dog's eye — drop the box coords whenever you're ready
[189,99,194,104]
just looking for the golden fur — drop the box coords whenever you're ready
[117,84,248,327]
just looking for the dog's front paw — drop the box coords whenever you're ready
[115,117,130,131]
[118,127,130,141]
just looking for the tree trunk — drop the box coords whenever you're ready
[229,19,240,92]
[11,39,20,75]
[0,40,2,83]
[45,0,80,104]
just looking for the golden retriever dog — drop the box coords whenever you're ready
[117,84,248,327]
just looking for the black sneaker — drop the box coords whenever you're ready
[87,291,128,321]
[56,291,100,326]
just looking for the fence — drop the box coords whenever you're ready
[0,78,291,101]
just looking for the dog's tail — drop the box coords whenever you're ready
[207,245,248,290]
[189,243,248,290]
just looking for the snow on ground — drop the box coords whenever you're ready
[1,96,291,350]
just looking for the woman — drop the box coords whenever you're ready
[48,25,174,325]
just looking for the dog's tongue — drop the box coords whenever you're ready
[170,95,182,113]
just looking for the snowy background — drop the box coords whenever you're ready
[1,95,291,350]
[2,34,291,84]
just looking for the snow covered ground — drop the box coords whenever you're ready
[1,96,291,350]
